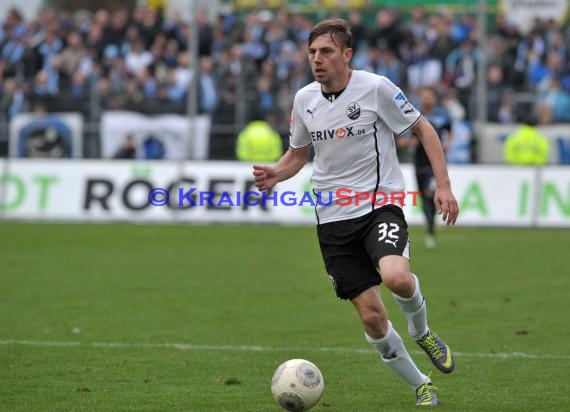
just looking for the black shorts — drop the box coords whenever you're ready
[317,206,410,300]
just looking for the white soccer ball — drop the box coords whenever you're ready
[271,359,324,411]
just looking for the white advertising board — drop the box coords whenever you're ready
[101,112,211,160]
[0,160,569,227]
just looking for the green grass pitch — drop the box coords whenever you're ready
[1,222,568,411]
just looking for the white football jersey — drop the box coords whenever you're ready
[289,70,422,224]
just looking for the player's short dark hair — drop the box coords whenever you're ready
[308,18,352,50]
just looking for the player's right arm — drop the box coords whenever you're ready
[253,147,311,191]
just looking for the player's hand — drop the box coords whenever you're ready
[253,165,279,191]
[434,186,459,226]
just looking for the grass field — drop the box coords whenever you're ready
[1,222,569,412]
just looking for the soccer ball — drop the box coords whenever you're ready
[271,359,324,411]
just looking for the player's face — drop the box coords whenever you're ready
[419,89,437,111]
[308,34,352,92]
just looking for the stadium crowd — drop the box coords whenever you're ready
[0,5,569,158]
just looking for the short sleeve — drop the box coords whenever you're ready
[288,93,312,150]
[376,77,422,135]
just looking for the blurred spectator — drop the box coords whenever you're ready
[39,22,63,62]
[534,77,570,123]
[407,6,427,43]
[448,12,474,44]
[375,42,405,85]
[125,39,153,76]
[486,64,512,122]
[1,77,25,119]
[275,40,298,81]
[198,56,219,114]
[236,117,283,162]
[497,90,518,124]
[113,133,136,159]
[70,71,88,100]
[441,88,472,164]
[102,9,128,47]
[256,76,274,117]
[137,67,158,99]
[369,9,402,58]
[493,15,523,86]
[84,20,104,60]
[4,8,25,35]
[290,13,312,45]
[348,10,368,53]
[264,17,289,60]
[72,9,92,36]
[242,27,267,66]
[210,25,229,61]
[445,36,479,113]
[220,43,257,117]
[429,14,455,66]
[164,68,186,102]
[162,39,180,68]
[1,25,27,70]
[138,8,161,48]
[196,9,214,57]
[124,78,144,109]
[120,24,141,57]
[514,28,545,88]
[33,64,58,97]
[407,40,442,90]
[289,50,310,96]
[529,50,563,91]
[59,31,90,87]
[441,88,466,123]
[398,86,452,249]
[504,115,550,165]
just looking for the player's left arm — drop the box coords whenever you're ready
[411,117,459,225]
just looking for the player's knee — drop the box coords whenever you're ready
[360,309,388,337]
[382,269,413,296]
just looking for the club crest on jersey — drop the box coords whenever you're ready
[346,102,361,120]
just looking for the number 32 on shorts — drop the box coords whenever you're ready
[378,222,400,247]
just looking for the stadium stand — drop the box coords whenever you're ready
[0,5,568,159]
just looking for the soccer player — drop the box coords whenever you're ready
[400,87,453,249]
[253,18,458,407]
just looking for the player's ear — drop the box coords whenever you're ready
[344,47,353,63]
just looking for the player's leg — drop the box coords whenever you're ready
[379,255,427,338]
[351,286,437,407]
[365,207,455,374]
[380,257,455,375]
[351,286,425,383]
[416,169,437,249]
[422,175,437,238]
[317,216,436,406]
[423,192,436,238]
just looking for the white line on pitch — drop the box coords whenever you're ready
[1,339,569,361]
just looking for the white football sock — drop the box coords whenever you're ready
[365,321,427,388]
[392,273,428,340]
